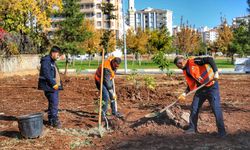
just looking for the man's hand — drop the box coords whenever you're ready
[113,93,117,100]
[53,84,59,90]
[178,93,186,102]
[108,89,117,100]
[214,71,219,80]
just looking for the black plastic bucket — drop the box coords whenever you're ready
[18,113,43,138]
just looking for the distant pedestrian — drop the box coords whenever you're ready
[38,46,63,128]
[174,55,226,137]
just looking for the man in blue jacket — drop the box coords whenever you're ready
[38,46,63,128]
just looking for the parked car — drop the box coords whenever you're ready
[69,54,90,61]
[234,58,250,73]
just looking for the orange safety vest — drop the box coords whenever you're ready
[95,57,115,82]
[183,58,215,91]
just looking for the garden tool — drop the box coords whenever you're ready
[112,79,118,113]
[144,78,215,118]
[98,48,105,136]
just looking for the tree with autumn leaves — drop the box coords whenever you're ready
[0,0,62,54]
[174,24,201,56]
[214,20,233,57]
[126,26,172,66]
[100,1,117,54]
[126,28,148,65]
[80,20,102,66]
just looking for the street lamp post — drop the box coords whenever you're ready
[123,0,128,74]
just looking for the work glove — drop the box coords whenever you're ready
[53,84,59,90]
[214,71,219,80]
[112,93,117,100]
[178,93,186,102]
[108,89,117,100]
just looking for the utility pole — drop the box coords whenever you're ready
[123,0,128,74]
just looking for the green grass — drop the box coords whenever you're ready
[57,59,234,70]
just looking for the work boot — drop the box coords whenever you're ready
[112,111,124,119]
[185,128,197,134]
[216,132,227,138]
[49,118,62,128]
[53,120,62,128]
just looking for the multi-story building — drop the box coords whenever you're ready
[135,7,173,35]
[172,26,181,36]
[49,0,123,38]
[232,15,250,27]
[200,27,218,44]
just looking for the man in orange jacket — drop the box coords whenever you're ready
[174,55,226,137]
[95,57,123,120]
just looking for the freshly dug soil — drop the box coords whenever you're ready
[0,74,250,149]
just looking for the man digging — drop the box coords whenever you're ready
[95,57,123,125]
[38,46,63,128]
[174,55,226,137]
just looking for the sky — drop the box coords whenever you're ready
[127,0,249,28]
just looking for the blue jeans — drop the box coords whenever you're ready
[189,82,226,134]
[44,90,59,121]
[96,82,116,116]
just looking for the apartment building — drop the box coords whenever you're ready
[135,7,173,35]
[49,0,123,38]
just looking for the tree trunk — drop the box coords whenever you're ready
[73,58,75,67]
[231,54,234,64]
[147,90,149,101]
[88,55,92,67]
[139,53,141,66]
[132,53,135,66]
[64,53,69,75]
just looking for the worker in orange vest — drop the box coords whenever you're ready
[95,57,123,120]
[174,55,226,137]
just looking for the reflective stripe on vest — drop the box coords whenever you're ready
[184,59,215,91]
[94,57,115,82]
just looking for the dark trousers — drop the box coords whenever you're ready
[44,90,59,121]
[96,81,116,116]
[189,82,226,134]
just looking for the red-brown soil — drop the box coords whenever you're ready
[0,74,250,149]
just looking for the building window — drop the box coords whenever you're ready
[96,4,101,9]
[97,12,102,18]
[97,21,102,26]
[105,22,110,28]
[104,14,109,20]
[85,12,94,18]
[80,3,94,9]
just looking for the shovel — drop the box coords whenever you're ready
[144,79,215,118]
[112,78,118,113]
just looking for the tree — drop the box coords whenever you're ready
[0,28,18,56]
[136,28,149,65]
[229,21,250,62]
[81,20,102,66]
[175,24,201,56]
[55,0,87,74]
[148,25,172,53]
[100,1,117,54]
[215,20,233,61]
[126,28,137,55]
[126,28,149,65]
[0,0,62,54]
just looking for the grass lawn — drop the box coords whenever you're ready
[57,59,234,70]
